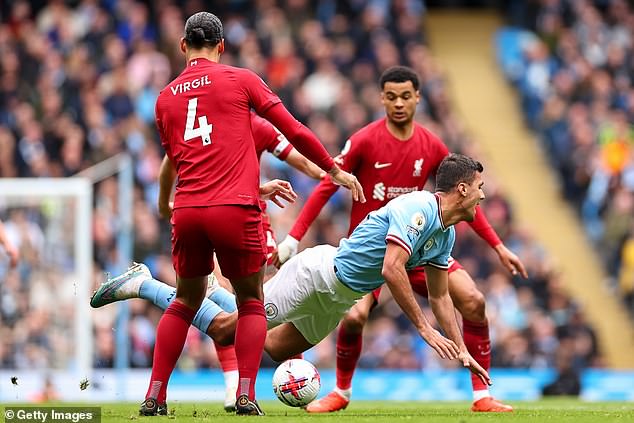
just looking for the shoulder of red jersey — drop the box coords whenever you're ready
[348,118,386,142]
[413,122,441,141]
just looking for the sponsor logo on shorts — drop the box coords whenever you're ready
[264,303,278,320]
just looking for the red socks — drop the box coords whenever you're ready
[234,300,266,400]
[214,342,238,372]
[146,301,196,403]
[335,325,363,390]
[463,318,491,391]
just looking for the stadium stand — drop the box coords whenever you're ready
[495,0,634,318]
[0,0,601,380]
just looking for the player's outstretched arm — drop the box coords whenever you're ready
[260,103,365,203]
[284,149,326,180]
[425,265,492,386]
[328,165,366,203]
[382,242,459,360]
[158,155,176,219]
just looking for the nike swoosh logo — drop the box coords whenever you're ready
[374,162,392,169]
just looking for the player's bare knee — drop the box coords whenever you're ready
[207,312,234,345]
[342,308,368,333]
[460,289,486,322]
[268,348,288,363]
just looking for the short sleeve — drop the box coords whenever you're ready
[385,200,426,257]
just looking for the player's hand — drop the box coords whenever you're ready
[158,200,174,220]
[328,166,366,203]
[458,350,492,386]
[494,244,528,278]
[420,327,459,360]
[260,179,297,208]
[271,235,299,268]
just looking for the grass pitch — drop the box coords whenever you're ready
[5,399,631,422]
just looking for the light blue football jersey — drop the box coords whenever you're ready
[333,190,455,293]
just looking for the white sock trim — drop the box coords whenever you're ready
[473,389,490,402]
[334,386,351,400]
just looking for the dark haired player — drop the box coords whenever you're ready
[148,11,363,416]
[274,66,527,413]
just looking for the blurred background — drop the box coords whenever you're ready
[0,0,633,403]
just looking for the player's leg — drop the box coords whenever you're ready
[305,292,376,413]
[143,274,207,409]
[91,260,243,412]
[264,323,314,361]
[142,207,211,415]
[214,205,268,415]
[209,256,240,412]
[91,263,238,342]
[448,266,512,412]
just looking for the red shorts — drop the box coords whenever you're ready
[261,213,277,266]
[371,257,464,301]
[171,205,267,279]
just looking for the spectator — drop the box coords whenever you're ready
[502,0,634,316]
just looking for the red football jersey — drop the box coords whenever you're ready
[290,118,449,239]
[155,58,281,209]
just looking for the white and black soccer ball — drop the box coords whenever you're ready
[272,358,321,407]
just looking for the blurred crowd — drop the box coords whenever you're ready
[500,0,634,317]
[0,0,601,379]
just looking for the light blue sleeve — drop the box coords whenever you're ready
[385,197,430,257]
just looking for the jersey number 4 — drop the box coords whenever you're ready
[184,98,213,146]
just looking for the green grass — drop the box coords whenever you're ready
[3,399,634,422]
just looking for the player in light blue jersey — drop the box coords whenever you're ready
[91,153,491,385]
[334,190,456,292]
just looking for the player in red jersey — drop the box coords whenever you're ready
[213,112,325,411]
[273,66,528,413]
[147,12,364,416]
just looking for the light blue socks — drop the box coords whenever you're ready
[139,278,225,333]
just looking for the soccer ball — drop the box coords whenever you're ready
[272,359,321,407]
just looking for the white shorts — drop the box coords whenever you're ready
[263,244,362,345]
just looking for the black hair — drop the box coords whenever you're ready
[435,153,484,193]
[184,12,223,49]
[379,66,420,91]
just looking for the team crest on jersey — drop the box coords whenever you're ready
[372,182,386,201]
[264,303,278,320]
[423,238,435,251]
[413,158,424,177]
